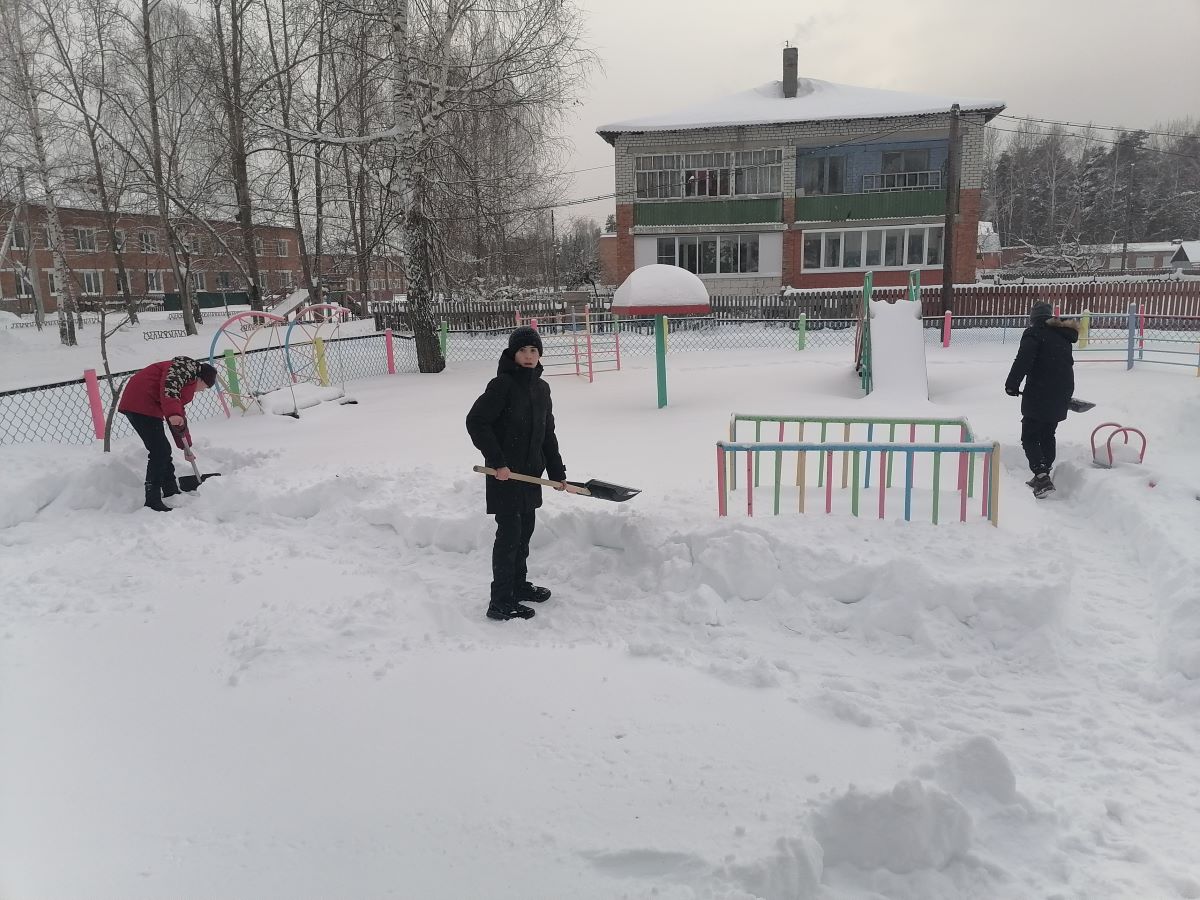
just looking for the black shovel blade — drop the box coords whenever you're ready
[179,473,221,492]
[567,479,641,502]
[1067,398,1095,413]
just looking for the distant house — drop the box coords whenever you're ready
[977,221,1002,273]
[596,48,1004,291]
[1170,241,1200,272]
[999,241,1183,273]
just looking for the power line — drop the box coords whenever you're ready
[964,119,1200,162]
[995,113,1199,142]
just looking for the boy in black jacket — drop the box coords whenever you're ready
[1004,302,1080,498]
[466,326,567,621]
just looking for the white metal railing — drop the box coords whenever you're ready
[862,171,942,192]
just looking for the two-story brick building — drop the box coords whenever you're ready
[597,50,1004,291]
[1,204,406,313]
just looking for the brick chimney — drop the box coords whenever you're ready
[783,46,798,98]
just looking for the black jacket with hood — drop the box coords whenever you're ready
[466,350,566,514]
[1005,314,1080,422]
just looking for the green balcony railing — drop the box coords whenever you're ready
[634,198,783,227]
[794,190,945,222]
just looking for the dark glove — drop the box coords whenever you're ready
[1005,386,1020,397]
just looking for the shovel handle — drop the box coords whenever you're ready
[171,425,203,480]
[472,465,590,496]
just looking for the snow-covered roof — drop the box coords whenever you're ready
[597,79,1004,141]
[1170,241,1200,263]
[612,265,711,316]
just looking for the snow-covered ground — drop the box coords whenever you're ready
[3,336,1200,899]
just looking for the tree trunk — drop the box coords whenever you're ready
[214,0,262,310]
[141,0,195,335]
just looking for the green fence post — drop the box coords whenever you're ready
[797,313,807,350]
[655,314,668,408]
[438,320,448,357]
[223,348,243,410]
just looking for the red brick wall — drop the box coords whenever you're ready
[613,204,635,286]
[597,234,620,287]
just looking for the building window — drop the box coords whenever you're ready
[636,150,782,200]
[139,231,157,252]
[1135,255,1155,268]
[802,225,943,271]
[75,228,97,251]
[113,229,126,252]
[882,150,931,174]
[12,227,28,249]
[15,268,34,296]
[44,227,57,249]
[191,271,206,291]
[864,150,940,191]
[798,154,845,196]
[81,270,103,295]
[115,270,131,293]
[655,233,760,275]
[46,270,58,295]
[254,237,264,257]
[190,235,203,255]
[145,271,163,293]
[216,271,232,289]
[279,270,294,289]
[733,149,783,195]
[276,239,289,257]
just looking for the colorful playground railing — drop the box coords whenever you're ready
[717,439,1000,526]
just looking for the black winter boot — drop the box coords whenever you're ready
[144,482,172,512]
[486,601,535,621]
[1031,473,1055,499]
[161,474,181,498]
[515,583,552,603]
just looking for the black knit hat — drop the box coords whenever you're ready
[1030,302,1054,322]
[508,325,543,355]
[197,362,218,387]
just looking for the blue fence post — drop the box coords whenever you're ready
[1126,302,1137,371]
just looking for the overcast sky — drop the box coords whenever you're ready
[556,0,1200,225]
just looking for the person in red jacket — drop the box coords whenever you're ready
[118,356,217,511]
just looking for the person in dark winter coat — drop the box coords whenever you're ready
[118,356,217,511]
[1004,302,1079,495]
[466,325,567,621]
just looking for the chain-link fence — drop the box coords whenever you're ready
[1,332,416,447]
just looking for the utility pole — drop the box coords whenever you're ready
[940,103,961,314]
[550,208,559,294]
[1121,161,1134,273]
[17,167,46,329]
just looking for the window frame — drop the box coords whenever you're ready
[81,269,104,295]
[75,227,98,252]
[139,230,157,253]
[652,233,762,275]
[145,270,163,294]
[800,225,945,272]
[635,149,782,200]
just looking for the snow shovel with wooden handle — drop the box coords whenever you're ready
[472,466,640,502]
[171,427,221,491]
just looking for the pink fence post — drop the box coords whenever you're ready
[216,390,231,419]
[942,311,952,348]
[878,450,887,519]
[981,452,991,518]
[825,450,834,514]
[717,446,727,517]
[959,453,969,522]
[83,368,106,440]
[385,328,396,374]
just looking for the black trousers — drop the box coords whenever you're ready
[490,510,536,604]
[124,412,177,489]
[1020,417,1059,476]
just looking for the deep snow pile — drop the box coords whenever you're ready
[2,346,1200,899]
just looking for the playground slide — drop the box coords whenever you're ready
[268,288,311,319]
[866,298,929,401]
